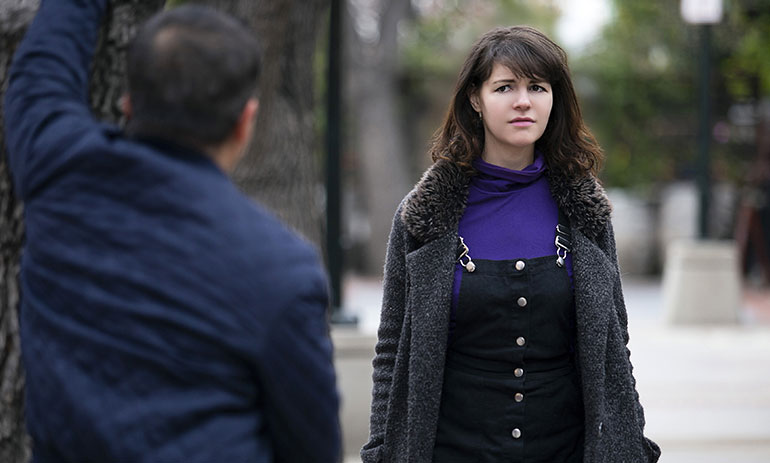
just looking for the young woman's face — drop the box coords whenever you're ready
[470,62,553,164]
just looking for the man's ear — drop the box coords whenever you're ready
[120,94,132,119]
[234,98,259,144]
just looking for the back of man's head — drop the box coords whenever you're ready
[126,5,261,150]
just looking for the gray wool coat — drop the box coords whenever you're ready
[361,159,661,463]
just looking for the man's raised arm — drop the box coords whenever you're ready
[3,0,108,199]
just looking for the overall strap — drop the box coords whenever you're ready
[455,208,573,271]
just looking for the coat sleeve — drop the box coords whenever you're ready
[600,222,661,463]
[3,0,107,200]
[361,205,410,463]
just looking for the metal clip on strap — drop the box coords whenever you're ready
[555,212,572,268]
[457,236,476,272]
[555,234,569,268]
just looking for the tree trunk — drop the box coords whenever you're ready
[184,0,329,248]
[0,1,164,461]
[91,0,168,125]
[0,2,37,459]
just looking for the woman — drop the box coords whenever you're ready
[361,26,660,463]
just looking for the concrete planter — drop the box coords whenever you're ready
[662,239,741,324]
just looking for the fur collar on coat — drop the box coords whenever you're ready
[400,158,612,244]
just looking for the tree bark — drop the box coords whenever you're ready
[91,0,168,125]
[0,1,164,461]
[184,0,329,248]
[0,2,36,459]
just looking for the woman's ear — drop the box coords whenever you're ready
[469,90,481,113]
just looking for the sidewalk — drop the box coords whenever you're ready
[333,275,770,462]
[624,279,770,462]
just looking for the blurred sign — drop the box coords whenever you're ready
[681,0,723,24]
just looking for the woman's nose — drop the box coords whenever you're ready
[512,89,531,110]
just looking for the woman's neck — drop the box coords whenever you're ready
[481,144,535,171]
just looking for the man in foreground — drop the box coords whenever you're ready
[4,1,340,461]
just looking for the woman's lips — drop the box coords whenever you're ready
[510,118,534,127]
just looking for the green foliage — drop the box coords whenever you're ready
[721,2,770,99]
[573,0,695,187]
[575,0,770,187]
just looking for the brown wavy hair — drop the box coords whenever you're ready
[429,26,603,179]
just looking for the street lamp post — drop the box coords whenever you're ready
[326,0,357,324]
[663,0,741,325]
[681,0,722,238]
[326,0,343,319]
[696,24,712,238]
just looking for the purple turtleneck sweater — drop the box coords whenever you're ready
[451,154,573,315]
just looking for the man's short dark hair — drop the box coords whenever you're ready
[126,5,261,149]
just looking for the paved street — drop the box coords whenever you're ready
[333,275,770,462]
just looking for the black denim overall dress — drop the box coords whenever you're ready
[432,219,584,462]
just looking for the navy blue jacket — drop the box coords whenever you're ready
[4,1,340,462]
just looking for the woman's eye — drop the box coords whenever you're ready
[530,84,547,92]
[495,85,511,93]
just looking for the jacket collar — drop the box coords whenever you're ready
[401,159,612,243]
